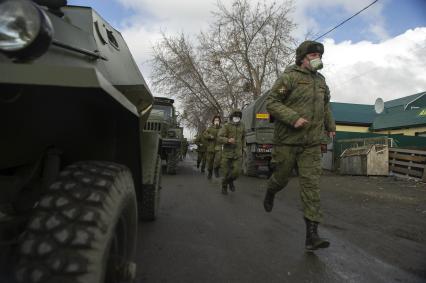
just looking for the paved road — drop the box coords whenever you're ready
[135,155,424,283]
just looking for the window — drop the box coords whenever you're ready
[153,105,173,120]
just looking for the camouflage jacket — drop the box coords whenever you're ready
[203,125,222,152]
[218,122,245,159]
[266,64,336,146]
[194,134,207,152]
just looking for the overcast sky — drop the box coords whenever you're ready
[69,0,426,105]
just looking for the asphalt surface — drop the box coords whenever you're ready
[135,154,425,283]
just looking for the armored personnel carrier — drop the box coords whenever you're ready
[0,0,161,282]
[144,97,185,174]
[241,92,274,176]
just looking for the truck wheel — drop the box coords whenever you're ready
[140,154,162,221]
[14,161,137,283]
[243,151,257,177]
[166,149,177,175]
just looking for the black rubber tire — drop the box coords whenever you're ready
[14,161,137,283]
[243,151,257,177]
[139,155,162,221]
[166,149,177,175]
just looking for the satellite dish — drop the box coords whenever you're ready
[374,97,384,114]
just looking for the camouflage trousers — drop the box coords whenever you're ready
[197,151,207,170]
[206,150,222,171]
[221,156,241,184]
[266,145,323,222]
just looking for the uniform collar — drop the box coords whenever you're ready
[288,64,317,75]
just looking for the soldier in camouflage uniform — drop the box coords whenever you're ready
[263,41,336,251]
[182,138,189,160]
[218,109,245,194]
[203,115,223,179]
[194,133,207,172]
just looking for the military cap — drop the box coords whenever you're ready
[295,40,324,66]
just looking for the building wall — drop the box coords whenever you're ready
[336,124,370,133]
[374,126,426,136]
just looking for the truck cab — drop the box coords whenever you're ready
[144,97,185,174]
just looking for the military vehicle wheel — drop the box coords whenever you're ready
[14,161,137,283]
[243,151,257,177]
[166,149,177,175]
[140,154,162,221]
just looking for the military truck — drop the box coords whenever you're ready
[241,92,274,176]
[0,1,161,282]
[144,97,184,174]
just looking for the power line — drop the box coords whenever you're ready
[313,0,379,41]
[286,0,379,63]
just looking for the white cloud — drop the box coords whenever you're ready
[321,27,426,104]
[116,0,224,91]
[119,22,162,88]
[114,0,425,104]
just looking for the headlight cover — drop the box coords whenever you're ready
[0,0,53,60]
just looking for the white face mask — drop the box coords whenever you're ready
[232,117,241,123]
[214,120,220,126]
[309,58,323,71]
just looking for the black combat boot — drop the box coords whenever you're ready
[221,183,228,195]
[197,162,200,168]
[207,170,213,180]
[214,167,220,178]
[229,179,235,192]
[304,218,330,252]
[263,189,275,212]
[201,165,205,173]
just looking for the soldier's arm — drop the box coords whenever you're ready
[217,125,229,144]
[203,127,214,140]
[266,73,300,126]
[241,124,246,153]
[323,85,336,132]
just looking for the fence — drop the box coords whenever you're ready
[389,148,426,181]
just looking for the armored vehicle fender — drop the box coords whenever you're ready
[140,131,162,221]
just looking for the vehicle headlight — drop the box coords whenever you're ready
[0,0,53,60]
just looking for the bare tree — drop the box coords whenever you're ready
[150,0,296,129]
[202,0,296,99]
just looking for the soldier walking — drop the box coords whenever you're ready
[263,41,336,252]
[218,109,245,194]
[203,115,223,179]
[194,133,207,172]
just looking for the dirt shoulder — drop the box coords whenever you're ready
[319,173,426,278]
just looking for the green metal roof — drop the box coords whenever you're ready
[384,92,425,109]
[372,108,426,130]
[406,93,426,110]
[330,102,376,125]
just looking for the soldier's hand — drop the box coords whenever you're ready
[328,131,336,138]
[293,118,309,128]
[228,138,236,144]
